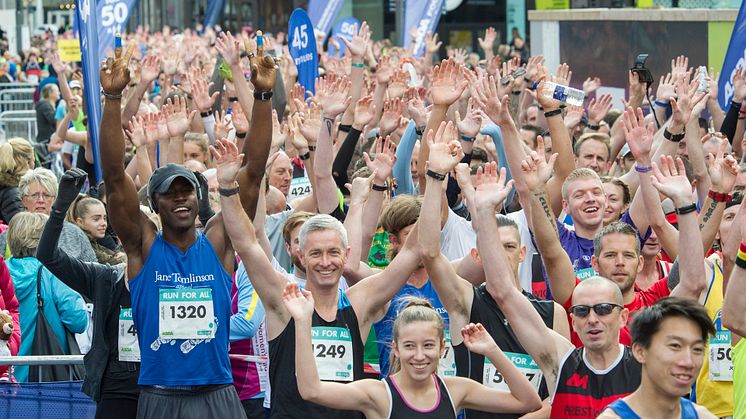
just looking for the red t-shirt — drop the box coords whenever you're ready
[562,277,670,347]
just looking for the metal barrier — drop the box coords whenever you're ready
[0,88,36,112]
[0,83,38,92]
[0,110,37,142]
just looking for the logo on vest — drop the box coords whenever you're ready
[154,270,215,284]
[566,373,588,389]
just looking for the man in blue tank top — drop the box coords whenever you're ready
[98,35,277,419]
[598,298,716,419]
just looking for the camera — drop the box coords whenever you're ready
[631,53,654,85]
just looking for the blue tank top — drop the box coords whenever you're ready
[605,398,699,418]
[129,231,233,386]
[374,280,449,377]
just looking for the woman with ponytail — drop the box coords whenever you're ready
[285,284,543,418]
[0,138,35,224]
[66,194,125,266]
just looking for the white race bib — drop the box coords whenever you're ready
[289,177,312,200]
[709,330,733,381]
[158,288,215,340]
[311,326,354,382]
[483,352,543,391]
[118,308,140,362]
[438,329,457,377]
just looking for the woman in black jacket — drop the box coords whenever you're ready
[37,168,139,419]
[0,138,34,224]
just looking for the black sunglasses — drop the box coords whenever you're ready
[569,303,623,318]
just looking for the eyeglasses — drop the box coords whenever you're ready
[569,303,623,318]
[25,192,54,200]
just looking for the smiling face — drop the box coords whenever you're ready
[632,316,706,398]
[155,177,198,231]
[392,321,444,381]
[75,201,108,239]
[298,229,348,289]
[602,182,626,225]
[563,177,606,231]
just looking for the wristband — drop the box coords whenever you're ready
[708,189,733,203]
[634,164,652,173]
[299,151,311,161]
[415,126,425,136]
[524,76,532,85]
[663,128,686,142]
[254,90,273,101]
[338,124,352,133]
[351,62,364,68]
[426,169,446,181]
[308,145,316,152]
[236,131,247,139]
[228,96,238,102]
[736,255,746,270]
[737,244,746,262]
[544,109,562,118]
[740,242,746,254]
[372,183,388,192]
[512,91,522,95]
[732,100,742,109]
[218,185,240,197]
[460,135,475,143]
[200,110,213,118]
[586,123,600,130]
[102,91,122,100]
[654,100,671,108]
[675,203,697,215]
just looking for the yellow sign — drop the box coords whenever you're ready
[536,0,570,9]
[58,39,81,62]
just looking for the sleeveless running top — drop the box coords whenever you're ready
[383,374,456,419]
[269,291,365,419]
[455,285,554,419]
[551,345,641,418]
[604,398,699,418]
[128,231,233,386]
[374,280,451,377]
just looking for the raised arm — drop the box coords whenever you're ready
[210,140,290,334]
[163,96,195,165]
[471,162,572,395]
[418,126,474,345]
[121,55,160,129]
[699,151,737,253]
[343,174,380,284]
[338,22,370,127]
[99,44,152,262]
[723,199,746,340]
[314,76,351,214]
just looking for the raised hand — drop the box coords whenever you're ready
[55,168,88,208]
[582,77,602,96]
[340,22,371,59]
[478,27,497,54]
[380,98,404,136]
[155,112,170,143]
[451,48,467,65]
[210,139,245,187]
[461,323,498,357]
[520,136,558,192]
[249,30,278,92]
[163,96,196,138]
[480,79,513,128]
[656,73,676,103]
[425,121,463,175]
[353,96,375,129]
[707,147,738,194]
[671,55,690,82]
[288,113,309,154]
[430,59,468,107]
[316,76,352,118]
[271,109,289,149]
[191,74,219,113]
[100,42,135,95]
[485,55,501,77]
[67,97,80,118]
[563,105,583,130]
[707,67,720,101]
[162,52,180,76]
[140,55,162,84]
[231,102,249,134]
[621,107,654,165]
[387,69,409,99]
[300,102,322,145]
[425,32,442,54]
[126,115,147,147]
[472,162,514,213]
[376,56,394,84]
[213,110,230,142]
[650,155,693,207]
[406,94,428,129]
[49,51,66,76]
[524,55,544,84]
[734,67,746,102]
[346,170,377,207]
[456,98,482,138]
[552,63,572,86]
[588,94,613,125]
[364,136,397,184]
[215,31,240,67]
[670,76,707,127]
[281,283,315,321]
[535,79,562,111]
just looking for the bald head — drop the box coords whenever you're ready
[572,276,624,306]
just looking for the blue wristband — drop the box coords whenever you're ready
[460,135,475,142]
[654,100,671,108]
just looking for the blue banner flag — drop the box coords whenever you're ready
[307,0,346,40]
[96,0,138,61]
[203,0,225,30]
[328,16,360,57]
[719,1,746,110]
[402,0,444,57]
[75,0,103,182]
[289,8,319,95]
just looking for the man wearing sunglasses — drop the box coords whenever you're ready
[470,171,641,418]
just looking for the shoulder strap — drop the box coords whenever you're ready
[604,399,641,419]
[36,265,44,308]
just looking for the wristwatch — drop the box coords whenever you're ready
[254,90,273,101]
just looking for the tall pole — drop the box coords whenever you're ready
[396,0,404,46]
[15,0,23,53]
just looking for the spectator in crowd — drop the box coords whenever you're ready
[0,257,20,381]
[66,194,126,265]
[35,83,60,167]
[0,138,35,224]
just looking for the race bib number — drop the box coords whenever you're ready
[118,308,140,362]
[289,177,312,200]
[311,326,354,382]
[575,267,598,281]
[438,329,457,377]
[158,288,215,340]
[709,330,733,381]
[483,352,543,391]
